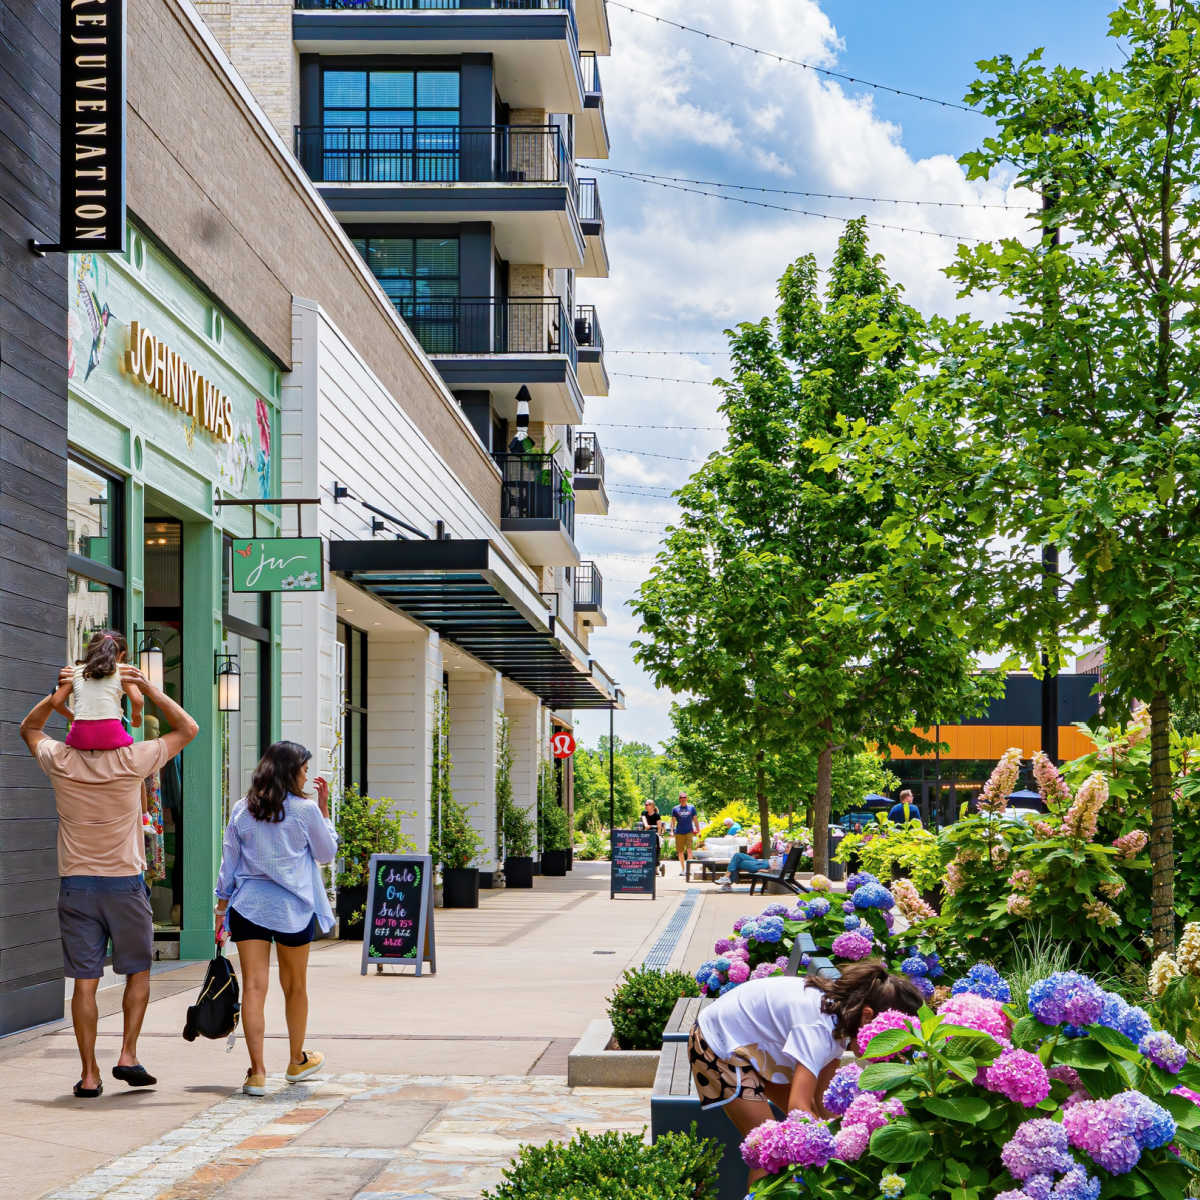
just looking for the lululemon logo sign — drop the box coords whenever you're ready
[551,731,576,759]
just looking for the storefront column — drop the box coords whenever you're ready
[447,669,504,875]
[505,691,541,851]
[179,520,222,961]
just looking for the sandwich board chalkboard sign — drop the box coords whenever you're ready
[359,854,436,976]
[610,829,657,899]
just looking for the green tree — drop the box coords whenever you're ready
[634,221,994,871]
[572,740,643,832]
[850,0,1200,948]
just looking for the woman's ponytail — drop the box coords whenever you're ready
[806,958,924,1042]
[82,629,127,680]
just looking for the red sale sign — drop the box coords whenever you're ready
[551,731,576,759]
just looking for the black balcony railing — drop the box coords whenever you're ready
[391,296,578,367]
[296,1,570,10]
[579,50,601,96]
[574,560,603,610]
[578,177,602,225]
[573,304,603,352]
[295,125,577,199]
[573,431,604,480]
[494,453,576,536]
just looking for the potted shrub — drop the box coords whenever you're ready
[334,784,414,939]
[436,795,484,908]
[501,801,536,888]
[540,801,570,876]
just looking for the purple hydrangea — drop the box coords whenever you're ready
[852,881,895,910]
[1114,1090,1176,1150]
[984,1049,1051,1108]
[1025,1178,1054,1200]
[1062,1099,1142,1174]
[1027,972,1105,1027]
[1051,1167,1100,1200]
[785,905,807,921]
[740,1114,836,1173]
[732,917,748,933]
[805,898,831,919]
[761,903,789,917]
[1138,1030,1188,1074]
[822,1062,867,1116]
[831,931,875,961]
[911,975,935,1000]
[843,900,856,914]
[713,937,734,955]
[846,871,879,893]
[1098,993,1152,1047]
[1000,1120,1075,1182]
[951,963,1012,1003]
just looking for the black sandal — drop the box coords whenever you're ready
[73,1080,102,1098]
[112,1064,157,1087]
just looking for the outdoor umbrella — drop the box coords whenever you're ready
[862,793,893,810]
[1005,788,1048,813]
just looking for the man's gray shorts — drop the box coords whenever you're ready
[59,876,153,979]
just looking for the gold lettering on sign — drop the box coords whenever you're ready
[123,322,234,443]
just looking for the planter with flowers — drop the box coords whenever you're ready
[741,963,1200,1200]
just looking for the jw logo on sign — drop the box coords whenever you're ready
[231,537,324,593]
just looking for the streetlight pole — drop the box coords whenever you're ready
[608,702,615,831]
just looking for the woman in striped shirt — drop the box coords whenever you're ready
[214,741,338,1096]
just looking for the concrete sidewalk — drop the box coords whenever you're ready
[4,864,706,1198]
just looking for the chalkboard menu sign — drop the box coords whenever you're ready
[359,854,436,976]
[610,829,657,899]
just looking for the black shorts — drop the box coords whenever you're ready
[228,906,316,947]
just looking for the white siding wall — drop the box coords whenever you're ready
[506,691,541,839]
[448,670,505,868]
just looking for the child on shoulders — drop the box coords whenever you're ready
[55,629,143,750]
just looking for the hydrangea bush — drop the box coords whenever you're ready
[743,967,1200,1200]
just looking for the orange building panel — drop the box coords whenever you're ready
[887,725,1096,762]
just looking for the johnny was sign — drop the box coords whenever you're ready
[231,537,324,593]
[60,0,126,251]
[125,322,234,442]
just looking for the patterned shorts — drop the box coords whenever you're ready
[687,1024,772,1110]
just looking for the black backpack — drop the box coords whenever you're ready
[182,948,241,1042]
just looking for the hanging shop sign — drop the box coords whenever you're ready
[231,537,324,593]
[124,322,234,442]
[41,0,127,253]
[550,730,576,759]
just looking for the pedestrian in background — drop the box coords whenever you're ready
[20,665,198,1098]
[214,741,337,1096]
[640,798,666,876]
[670,791,699,875]
[888,789,921,826]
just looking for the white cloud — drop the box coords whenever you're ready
[573,0,1035,751]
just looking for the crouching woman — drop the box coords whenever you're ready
[687,960,923,1185]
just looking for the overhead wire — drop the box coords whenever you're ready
[590,166,1022,211]
[612,372,720,385]
[608,2,981,115]
[589,420,724,429]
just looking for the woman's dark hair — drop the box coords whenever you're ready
[82,629,127,680]
[246,740,311,823]
[806,959,925,1043]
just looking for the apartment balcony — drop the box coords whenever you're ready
[573,304,608,397]
[576,51,610,159]
[297,124,585,269]
[494,452,579,566]
[573,560,606,627]
[293,1,586,115]
[577,178,608,277]
[573,431,608,515]
[575,0,611,55]
[394,295,584,424]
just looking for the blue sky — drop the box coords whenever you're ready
[572,0,1123,751]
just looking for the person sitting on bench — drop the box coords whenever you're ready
[687,960,923,1191]
[715,836,771,892]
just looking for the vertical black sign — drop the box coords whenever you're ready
[359,854,436,977]
[56,0,126,252]
[610,829,657,899]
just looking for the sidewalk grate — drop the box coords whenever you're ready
[643,889,700,971]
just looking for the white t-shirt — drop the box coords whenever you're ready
[71,665,124,722]
[698,977,842,1081]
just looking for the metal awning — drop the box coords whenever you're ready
[329,539,623,710]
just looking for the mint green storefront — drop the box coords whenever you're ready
[67,223,283,960]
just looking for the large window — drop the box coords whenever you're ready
[338,621,368,795]
[321,68,460,181]
[66,455,124,663]
[352,237,459,352]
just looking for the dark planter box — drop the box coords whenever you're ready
[504,855,534,888]
[566,845,574,870]
[443,867,480,908]
[542,849,568,876]
[336,884,366,940]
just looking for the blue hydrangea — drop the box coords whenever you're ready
[752,917,785,944]
[843,914,862,931]
[1115,1090,1176,1151]
[718,981,738,995]
[911,976,935,1000]
[851,881,895,910]
[1027,972,1105,1027]
[951,963,1012,1002]
[1139,1031,1188,1074]
[901,955,929,977]
[846,871,879,893]
[1098,993,1153,1047]
[805,898,831,919]
[926,953,944,981]
[1051,1168,1100,1200]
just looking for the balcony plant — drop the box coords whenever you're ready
[334,784,415,938]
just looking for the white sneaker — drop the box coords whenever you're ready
[719,882,732,892]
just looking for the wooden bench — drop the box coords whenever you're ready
[663,995,713,1042]
[685,857,730,883]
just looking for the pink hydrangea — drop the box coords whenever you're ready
[1114,830,1148,860]
[1008,893,1034,918]
[831,931,874,961]
[945,860,966,895]
[1008,869,1035,893]
[856,1010,921,1058]
[842,1093,900,1134]
[832,1123,871,1162]
[727,959,750,984]
[891,878,937,921]
[938,993,1012,1044]
[740,1113,837,1173]
[1061,772,1108,841]
[979,748,1023,814]
[1033,820,1056,838]
[1172,1086,1200,1107]
[1032,750,1073,815]
[728,946,751,962]
[984,1049,1051,1107]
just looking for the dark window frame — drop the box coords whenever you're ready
[66,451,127,625]
[339,620,369,795]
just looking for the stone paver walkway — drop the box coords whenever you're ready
[41,1074,648,1200]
